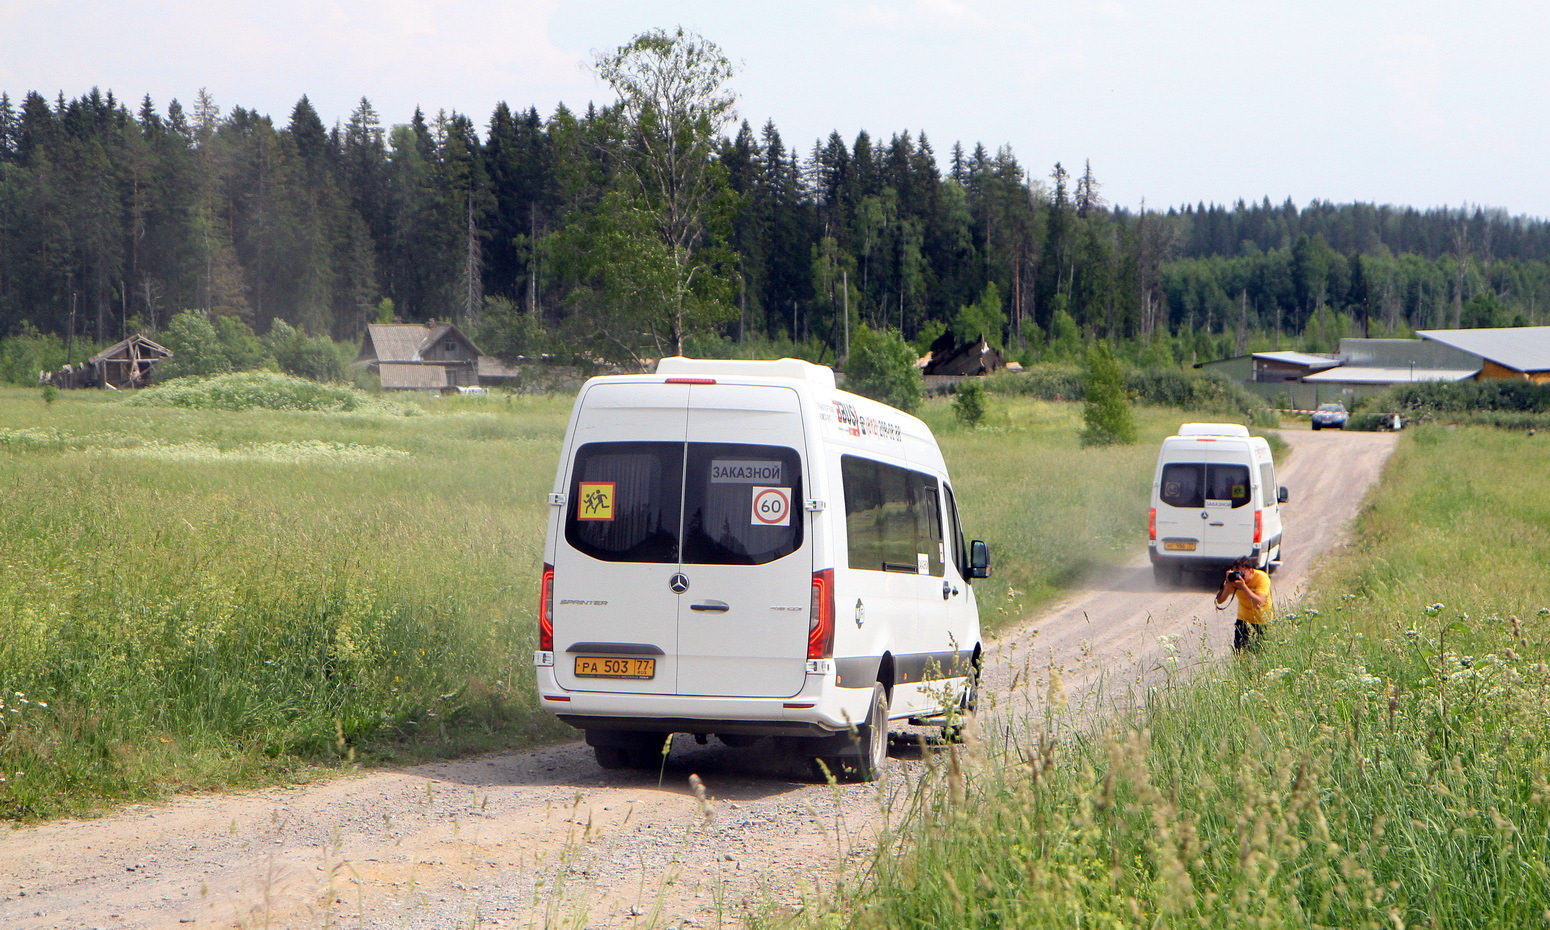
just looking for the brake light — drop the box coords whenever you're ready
[539,563,554,651]
[665,377,716,384]
[1253,510,1263,545]
[1148,507,1157,541]
[808,569,835,659]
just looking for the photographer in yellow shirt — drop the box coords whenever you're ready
[1215,555,1272,651]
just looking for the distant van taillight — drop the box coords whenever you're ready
[808,569,835,659]
[1148,507,1157,541]
[1253,510,1263,545]
[539,563,555,651]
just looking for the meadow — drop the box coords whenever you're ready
[0,384,1196,820]
[798,424,1550,928]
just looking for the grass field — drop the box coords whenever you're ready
[798,424,1550,928]
[0,385,1220,820]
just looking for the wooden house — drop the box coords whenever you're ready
[357,323,483,390]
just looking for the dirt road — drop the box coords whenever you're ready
[0,429,1398,930]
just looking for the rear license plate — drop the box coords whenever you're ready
[1163,540,1197,551]
[574,656,656,680]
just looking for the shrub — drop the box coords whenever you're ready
[125,371,417,414]
[1081,343,1137,446]
[843,326,923,413]
[263,321,349,382]
[952,378,986,427]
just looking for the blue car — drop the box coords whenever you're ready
[1311,403,1348,430]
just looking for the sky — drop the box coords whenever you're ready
[6,0,1549,219]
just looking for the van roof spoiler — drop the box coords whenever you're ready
[1176,423,1252,438]
[656,356,837,390]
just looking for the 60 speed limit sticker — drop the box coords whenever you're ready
[750,486,791,526]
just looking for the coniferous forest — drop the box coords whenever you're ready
[4,76,1550,377]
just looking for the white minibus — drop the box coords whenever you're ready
[1148,423,1287,585]
[535,357,988,780]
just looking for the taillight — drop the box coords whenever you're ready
[808,569,835,659]
[1148,507,1157,541]
[1253,510,1263,545]
[539,563,554,651]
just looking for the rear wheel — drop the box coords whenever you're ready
[819,683,890,782]
[1152,562,1180,587]
[943,658,980,744]
[588,732,667,771]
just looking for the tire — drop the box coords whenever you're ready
[821,683,890,782]
[1268,542,1283,574]
[1311,423,1321,431]
[593,744,631,770]
[1152,562,1181,587]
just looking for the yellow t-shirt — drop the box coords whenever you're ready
[1236,569,1273,624]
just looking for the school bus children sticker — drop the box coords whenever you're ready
[577,482,615,520]
[751,486,791,526]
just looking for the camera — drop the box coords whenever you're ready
[1226,570,1244,582]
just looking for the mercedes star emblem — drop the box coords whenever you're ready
[669,573,690,594]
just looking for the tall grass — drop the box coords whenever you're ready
[0,388,574,819]
[794,423,1550,928]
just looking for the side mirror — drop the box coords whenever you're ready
[1277,486,1289,504]
[968,540,991,579]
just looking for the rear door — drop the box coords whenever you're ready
[1155,453,1206,554]
[678,384,811,698]
[553,384,689,695]
[1201,448,1254,559]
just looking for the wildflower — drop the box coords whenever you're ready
[1405,629,1419,639]
[1425,603,1445,615]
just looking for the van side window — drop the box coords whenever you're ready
[944,484,968,578]
[1160,462,1252,509]
[682,443,804,566]
[841,455,942,576]
[1260,463,1275,504]
[565,442,683,563]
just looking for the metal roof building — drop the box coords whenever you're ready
[1417,327,1550,383]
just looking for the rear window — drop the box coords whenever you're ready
[1159,462,1252,509]
[565,441,683,563]
[564,441,803,565]
[842,455,944,575]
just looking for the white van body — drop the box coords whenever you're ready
[535,357,985,778]
[1148,423,1287,584]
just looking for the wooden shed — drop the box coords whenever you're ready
[45,334,172,389]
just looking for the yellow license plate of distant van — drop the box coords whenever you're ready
[1163,540,1197,551]
[574,656,656,679]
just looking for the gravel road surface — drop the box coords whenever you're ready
[0,428,1398,930]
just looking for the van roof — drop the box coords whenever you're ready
[656,356,836,390]
[1175,423,1251,438]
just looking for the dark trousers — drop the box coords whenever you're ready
[1233,619,1266,652]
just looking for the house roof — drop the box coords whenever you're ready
[377,362,450,390]
[1253,351,1341,369]
[89,333,172,364]
[1301,366,1477,385]
[362,323,480,363]
[1417,327,1550,373]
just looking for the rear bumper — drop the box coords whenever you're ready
[534,662,871,736]
[1150,540,1276,570]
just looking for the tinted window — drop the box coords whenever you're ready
[1259,463,1275,505]
[944,484,968,579]
[564,441,803,565]
[682,443,803,565]
[1160,462,1252,509]
[566,442,682,563]
[1206,464,1252,507]
[842,455,943,575]
[1160,463,1205,508]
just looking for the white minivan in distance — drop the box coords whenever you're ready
[535,357,989,781]
[1148,423,1288,585]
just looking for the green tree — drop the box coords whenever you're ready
[1081,341,1136,446]
[953,377,987,427]
[844,325,922,412]
[951,281,1006,349]
[588,27,741,357]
